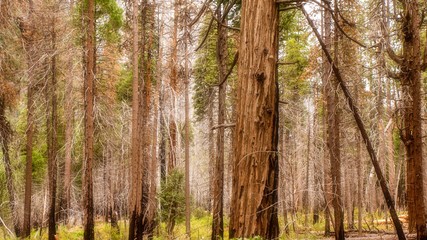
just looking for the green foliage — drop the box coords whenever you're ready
[159,169,186,224]
[192,17,218,121]
[278,10,310,101]
[116,67,132,103]
[74,0,123,44]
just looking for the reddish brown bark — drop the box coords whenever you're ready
[229,0,279,238]
[83,0,96,237]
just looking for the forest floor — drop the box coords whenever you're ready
[0,211,415,239]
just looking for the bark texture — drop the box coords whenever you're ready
[400,1,426,238]
[83,0,96,237]
[229,0,279,238]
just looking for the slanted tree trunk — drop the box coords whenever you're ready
[229,0,279,238]
[82,0,96,237]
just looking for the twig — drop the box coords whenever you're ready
[0,216,14,237]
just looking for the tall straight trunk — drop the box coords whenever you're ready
[83,0,96,237]
[47,15,58,240]
[321,7,331,236]
[281,128,290,234]
[304,115,311,227]
[208,93,215,212]
[355,84,363,236]
[329,1,344,238]
[63,48,74,225]
[147,9,163,238]
[212,3,227,239]
[139,1,152,234]
[128,0,142,237]
[183,2,191,237]
[400,1,426,238]
[168,0,179,172]
[22,1,35,236]
[229,0,279,238]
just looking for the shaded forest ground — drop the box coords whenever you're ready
[0,210,416,239]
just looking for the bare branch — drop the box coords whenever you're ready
[211,123,236,130]
[311,0,368,48]
[214,51,239,87]
[195,15,215,52]
[188,0,212,27]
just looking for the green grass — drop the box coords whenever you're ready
[0,209,406,239]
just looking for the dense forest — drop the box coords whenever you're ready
[1,0,427,239]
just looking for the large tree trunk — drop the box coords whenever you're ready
[211,3,227,239]
[146,8,163,238]
[128,0,143,238]
[83,0,96,237]
[139,1,152,234]
[229,0,279,238]
[47,14,58,240]
[400,1,426,238]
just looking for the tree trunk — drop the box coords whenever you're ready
[212,3,227,239]
[229,0,279,238]
[47,15,58,240]
[168,0,179,172]
[183,1,191,237]
[22,1,35,236]
[83,0,96,237]
[63,42,74,225]
[147,8,163,238]
[128,0,142,237]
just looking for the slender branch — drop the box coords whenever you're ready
[211,123,236,130]
[195,14,215,52]
[301,5,406,240]
[207,5,240,31]
[311,0,368,48]
[188,0,212,27]
[221,0,237,22]
[215,51,239,87]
